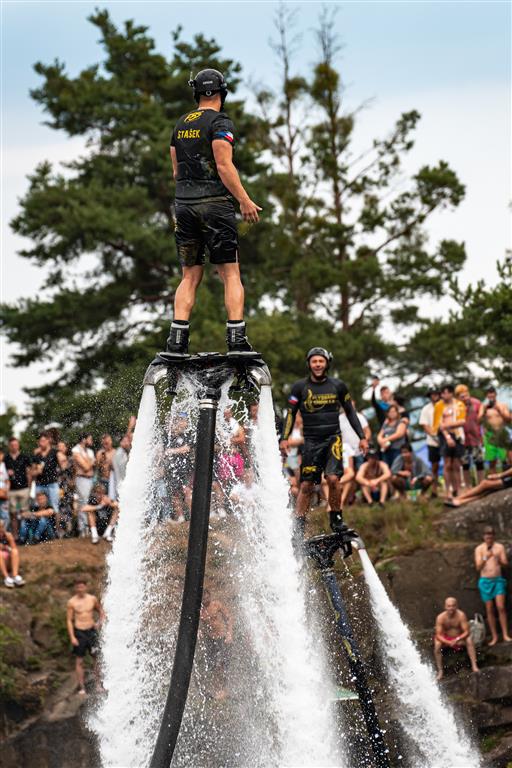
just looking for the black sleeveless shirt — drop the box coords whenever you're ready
[170,108,236,201]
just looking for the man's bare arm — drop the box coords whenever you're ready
[475,545,485,572]
[73,452,93,473]
[95,597,106,626]
[66,603,78,644]
[212,140,261,222]
[498,544,508,567]
[457,613,470,642]
[170,146,178,180]
[435,615,446,642]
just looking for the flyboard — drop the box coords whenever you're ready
[143,350,389,768]
[143,351,271,768]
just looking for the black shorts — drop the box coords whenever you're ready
[439,433,464,460]
[428,445,441,465]
[72,628,99,658]
[503,476,512,490]
[174,198,239,267]
[300,435,344,484]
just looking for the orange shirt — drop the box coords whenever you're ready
[433,399,466,440]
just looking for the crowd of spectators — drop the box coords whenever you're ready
[0,421,135,587]
[283,380,512,511]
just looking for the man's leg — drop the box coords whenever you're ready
[419,476,432,498]
[392,476,406,498]
[379,480,389,503]
[174,266,204,320]
[216,263,245,320]
[486,600,499,645]
[325,474,342,515]
[76,656,86,693]
[452,458,462,495]
[444,457,453,496]
[452,479,502,506]
[431,460,439,495]
[434,639,444,681]
[361,484,373,504]
[464,636,480,673]
[495,594,512,641]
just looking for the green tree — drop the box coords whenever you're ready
[1,11,268,431]
[2,7,507,433]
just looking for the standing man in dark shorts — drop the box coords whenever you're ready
[279,348,368,543]
[167,68,261,357]
[67,578,105,695]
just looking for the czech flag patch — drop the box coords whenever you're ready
[215,130,234,143]
[288,395,299,405]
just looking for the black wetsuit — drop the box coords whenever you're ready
[281,376,365,483]
[170,108,239,266]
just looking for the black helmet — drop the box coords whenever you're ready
[188,68,228,106]
[306,347,332,369]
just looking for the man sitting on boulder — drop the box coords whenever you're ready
[434,596,479,681]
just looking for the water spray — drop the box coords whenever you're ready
[144,352,271,768]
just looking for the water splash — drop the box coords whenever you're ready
[93,379,342,767]
[93,386,160,768]
[359,548,480,768]
[243,386,342,767]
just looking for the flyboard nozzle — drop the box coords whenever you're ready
[306,526,362,568]
[351,535,366,551]
[246,361,272,389]
[143,363,168,387]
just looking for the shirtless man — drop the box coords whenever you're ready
[355,448,391,506]
[67,578,105,694]
[446,466,512,507]
[479,388,512,471]
[475,527,512,646]
[200,588,233,700]
[434,597,479,681]
[95,434,115,495]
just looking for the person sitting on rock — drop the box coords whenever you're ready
[355,447,391,506]
[18,491,55,544]
[475,527,512,646]
[0,519,25,588]
[434,596,479,681]
[81,484,119,544]
[445,466,512,507]
[391,443,433,500]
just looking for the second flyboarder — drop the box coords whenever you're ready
[280,348,368,543]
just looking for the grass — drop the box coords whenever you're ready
[309,497,444,563]
[0,624,24,699]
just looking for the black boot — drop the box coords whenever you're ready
[166,321,190,357]
[226,321,256,356]
[329,510,347,534]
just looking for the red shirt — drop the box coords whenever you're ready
[463,397,482,447]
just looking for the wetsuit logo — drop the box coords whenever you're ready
[184,111,203,123]
[303,388,338,413]
[331,435,343,460]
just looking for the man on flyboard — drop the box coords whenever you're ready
[166,68,261,358]
[280,348,369,544]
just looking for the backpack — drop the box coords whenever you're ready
[469,613,486,647]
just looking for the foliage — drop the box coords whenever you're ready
[0,623,23,699]
[1,6,508,432]
[0,404,19,444]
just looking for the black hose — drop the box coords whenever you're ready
[149,394,218,768]
[321,569,390,768]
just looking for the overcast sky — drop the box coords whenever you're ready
[2,1,511,416]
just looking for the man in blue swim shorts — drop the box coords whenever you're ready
[475,526,512,646]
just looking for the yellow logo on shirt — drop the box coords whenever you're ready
[184,111,203,123]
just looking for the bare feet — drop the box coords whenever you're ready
[472,667,480,674]
[503,636,512,643]
[488,637,499,647]
[436,671,444,682]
